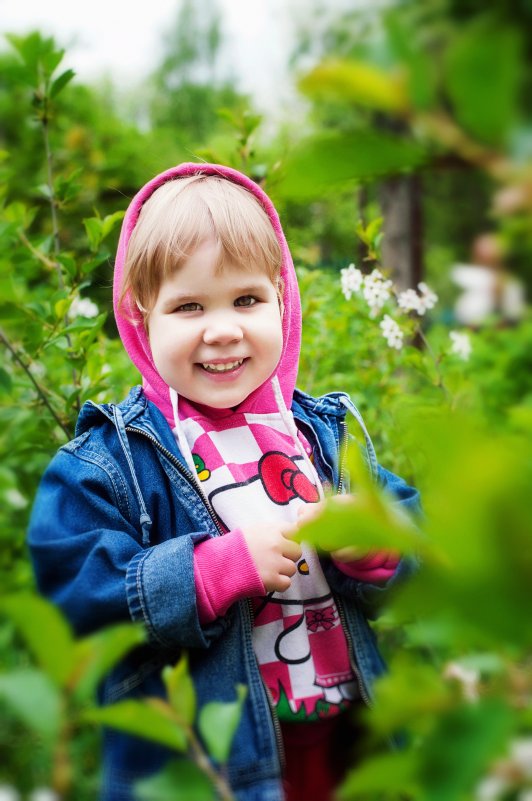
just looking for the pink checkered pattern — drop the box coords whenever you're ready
[179,410,357,721]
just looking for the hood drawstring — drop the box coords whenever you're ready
[112,405,152,546]
[170,387,200,481]
[271,376,325,502]
[338,395,378,479]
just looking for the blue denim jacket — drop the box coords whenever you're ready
[28,386,419,801]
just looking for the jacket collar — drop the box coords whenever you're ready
[75,385,179,456]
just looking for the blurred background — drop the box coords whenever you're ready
[0,1,531,799]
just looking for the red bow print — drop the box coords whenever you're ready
[305,607,336,632]
[259,452,320,505]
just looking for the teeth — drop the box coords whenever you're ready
[202,359,243,373]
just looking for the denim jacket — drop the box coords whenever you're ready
[28,386,419,801]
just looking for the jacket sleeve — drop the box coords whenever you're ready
[321,465,421,619]
[27,442,227,649]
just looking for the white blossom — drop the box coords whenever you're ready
[444,661,480,702]
[68,296,99,319]
[29,790,59,801]
[379,314,404,350]
[340,263,364,300]
[398,282,438,316]
[512,739,532,779]
[449,331,472,361]
[476,775,509,800]
[418,282,438,312]
[363,269,393,316]
[0,787,19,801]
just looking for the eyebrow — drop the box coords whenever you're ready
[161,283,270,306]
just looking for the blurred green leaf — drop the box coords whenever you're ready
[198,684,247,763]
[163,653,196,727]
[83,699,188,752]
[300,59,409,114]
[279,131,427,199]
[0,367,13,394]
[444,20,523,145]
[0,668,61,739]
[50,68,75,98]
[0,594,74,687]
[338,750,418,799]
[384,11,438,111]
[71,622,146,702]
[134,759,215,801]
[419,700,515,801]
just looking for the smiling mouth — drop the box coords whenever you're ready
[201,359,244,374]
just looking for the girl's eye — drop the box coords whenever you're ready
[235,295,258,307]
[176,302,202,312]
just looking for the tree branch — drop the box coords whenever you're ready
[0,328,71,439]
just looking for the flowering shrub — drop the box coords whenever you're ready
[340,262,470,362]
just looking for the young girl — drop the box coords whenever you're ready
[28,164,419,801]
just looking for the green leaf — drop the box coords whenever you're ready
[50,69,75,98]
[419,700,515,801]
[279,131,427,199]
[198,684,247,763]
[295,445,421,557]
[83,699,188,752]
[0,594,75,687]
[71,622,146,703]
[384,11,438,111]
[0,668,61,739]
[444,20,523,145]
[300,59,409,115]
[134,759,215,801]
[0,367,13,394]
[163,654,196,726]
[83,210,125,253]
[338,751,418,799]
[83,217,104,253]
[101,210,126,240]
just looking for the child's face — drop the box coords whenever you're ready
[148,238,283,409]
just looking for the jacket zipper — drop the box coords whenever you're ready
[335,418,373,706]
[124,426,226,537]
[335,595,372,707]
[126,425,287,768]
[247,599,286,771]
[337,419,349,496]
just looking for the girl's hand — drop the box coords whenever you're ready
[241,522,303,593]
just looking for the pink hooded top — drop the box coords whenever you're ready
[113,163,397,721]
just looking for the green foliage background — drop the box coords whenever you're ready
[0,3,531,799]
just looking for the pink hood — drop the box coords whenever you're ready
[113,163,301,423]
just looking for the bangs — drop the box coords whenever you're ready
[121,174,282,315]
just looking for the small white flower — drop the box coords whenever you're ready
[363,269,393,316]
[444,661,479,702]
[397,282,438,316]
[397,288,422,314]
[379,314,404,350]
[449,331,472,361]
[476,775,509,800]
[68,296,99,319]
[0,787,20,801]
[5,489,28,509]
[511,739,532,779]
[340,263,364,300]
[29,790,59,801]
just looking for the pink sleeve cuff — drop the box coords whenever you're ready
[194,529,265,624]
[333,550,400,583]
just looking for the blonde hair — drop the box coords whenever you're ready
[121,174,283,317]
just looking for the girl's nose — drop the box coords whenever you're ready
[203,317,244,346]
